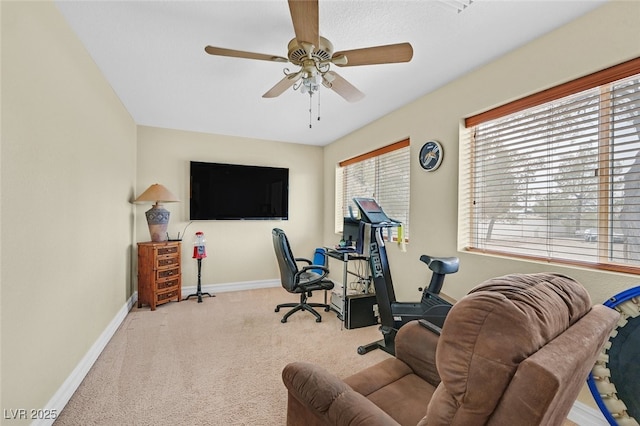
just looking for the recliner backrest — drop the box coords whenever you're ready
[487,303,616,426]
[272,228,300,292]
[422,273,605,425]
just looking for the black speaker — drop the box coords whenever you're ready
[345,294,378,329]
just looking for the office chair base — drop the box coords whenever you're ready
[276,302,331,323]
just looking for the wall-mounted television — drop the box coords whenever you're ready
[190,161,289,220]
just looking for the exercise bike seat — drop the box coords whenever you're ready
[419,255,459,274]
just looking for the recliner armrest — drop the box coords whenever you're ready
[282,362,399,426]
[394,320,441,387]
[418,319,442,335]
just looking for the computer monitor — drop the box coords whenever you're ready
[343,217,360,247]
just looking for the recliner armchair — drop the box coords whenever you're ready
[272,228,335,323]
[282,273,620,425]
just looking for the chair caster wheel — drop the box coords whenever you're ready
[316,317,322,323]
[357,346,366,355]
[281,318,287,323]
[275,307,280,312]
[324,306,330,312]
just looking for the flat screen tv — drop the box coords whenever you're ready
[190,161,289,220]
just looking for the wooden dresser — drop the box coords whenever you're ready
[137,241,181,310]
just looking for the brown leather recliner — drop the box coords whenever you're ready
[282,273,620,426]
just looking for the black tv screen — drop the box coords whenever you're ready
[190,161,289,220]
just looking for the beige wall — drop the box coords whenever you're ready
[136,126,324,289]
[1,0,137,420]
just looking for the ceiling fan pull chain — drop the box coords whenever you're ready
[309,92,313,129]
[317,89,321,123]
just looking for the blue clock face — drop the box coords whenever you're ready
[419,140,443,171]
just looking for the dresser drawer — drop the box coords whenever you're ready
[156,288,180,304]
[157,276,180,291]
[156,245,179,256]
[157,266,180,280]
[157,255,179,268]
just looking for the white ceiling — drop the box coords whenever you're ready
[54,0,606,146]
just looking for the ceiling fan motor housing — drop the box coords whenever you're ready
[287,36,333,66]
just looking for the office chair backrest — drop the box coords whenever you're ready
[272,228,299,292]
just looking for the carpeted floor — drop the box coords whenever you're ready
[54,286,582,425]
[54,287,390,425]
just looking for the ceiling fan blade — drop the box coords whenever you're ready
[333,42,413,67]
[205,46,288,63]
[322,71,365,103]
[262,72,302,98]
[288,0,319,48]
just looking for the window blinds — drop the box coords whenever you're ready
[460,72,640,272]
[338,140,410,240]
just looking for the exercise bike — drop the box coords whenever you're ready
[351,197,459,356]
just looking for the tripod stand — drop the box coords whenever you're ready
[185,257,214,303]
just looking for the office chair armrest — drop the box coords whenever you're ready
[297,264,330,282]
[299,264,329,274]
[283,362,399,426]
[295,257,313,265]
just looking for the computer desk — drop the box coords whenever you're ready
[325,248,372,328]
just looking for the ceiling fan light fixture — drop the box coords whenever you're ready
[331,54,348,66]
[301,75,320,94]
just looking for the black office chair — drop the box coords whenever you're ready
[272,228,335,323]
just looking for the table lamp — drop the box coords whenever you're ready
[134,183,180,242]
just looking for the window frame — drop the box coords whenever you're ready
[462,57,640,274]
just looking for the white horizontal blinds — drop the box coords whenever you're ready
[374,147,411,239]
[466,71,640,271]
[611,75,640,265]
[471,88,600,261]
[339,140,410,240]
[457,125,474,251]
[343,157,375,215]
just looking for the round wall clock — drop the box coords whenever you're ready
[419,140,443,171]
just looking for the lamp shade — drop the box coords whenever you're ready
[134,184,180,204]
[135,184,180,242]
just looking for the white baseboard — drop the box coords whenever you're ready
[33,293,138,426]
[36,279,609,426]
[567,400,609,425]
[180,279,280,296]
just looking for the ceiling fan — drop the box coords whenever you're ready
[204,0,413,103]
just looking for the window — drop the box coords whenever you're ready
[336,139,410,241]
[460,58,640,273]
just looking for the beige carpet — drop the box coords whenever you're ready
[54,286,581,425]
[54,287,391,425]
